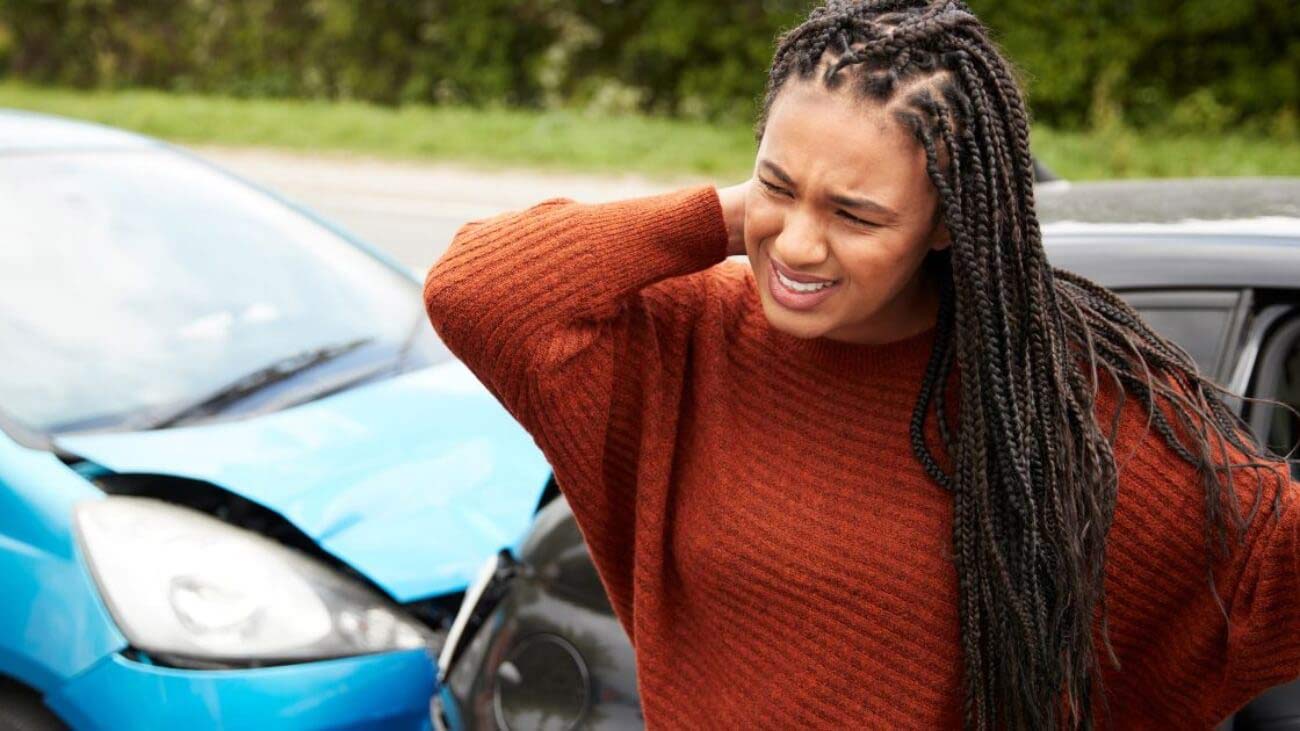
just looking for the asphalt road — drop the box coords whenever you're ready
[196,146,686,276]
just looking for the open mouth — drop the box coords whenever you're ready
[767,257,842,310]
[773,267,837,292]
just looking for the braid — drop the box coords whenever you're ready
[759,2,1292,728]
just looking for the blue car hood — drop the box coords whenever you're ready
[54,362,552,602]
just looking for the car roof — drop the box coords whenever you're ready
[0,108,160,153]
[1038,178,1300,228]
[1038,178,1300,290]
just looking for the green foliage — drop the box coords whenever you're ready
[5,82,1297,179]
[0,19,11,75]
[556,0,808,121]
[0,0,1294,134]
[967,0,1300,134]
[0,0,558,105]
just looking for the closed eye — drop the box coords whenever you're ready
[759,177,792,198]
[837,209,877,227]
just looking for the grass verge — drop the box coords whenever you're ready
[1,83,1296,180]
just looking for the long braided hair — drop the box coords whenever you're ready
[758,1,1291,727]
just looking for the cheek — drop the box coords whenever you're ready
[834,234,922,290]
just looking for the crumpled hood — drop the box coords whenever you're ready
[54,361,552,602]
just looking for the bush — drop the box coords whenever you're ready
[0,0,1293,133]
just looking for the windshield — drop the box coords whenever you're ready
[0,148,448,435]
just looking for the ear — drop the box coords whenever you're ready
[927,219,952,252]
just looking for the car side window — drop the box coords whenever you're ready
[1117,290,1241,380]
[1245,314,1300,475]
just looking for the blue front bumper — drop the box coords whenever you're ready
[46,649,436,730]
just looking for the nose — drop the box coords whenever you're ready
[769,205,830,270]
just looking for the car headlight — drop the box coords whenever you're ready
[74,496,434,664]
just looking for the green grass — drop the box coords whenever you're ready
[1032,125,1300,180]
[1,82,1296,180]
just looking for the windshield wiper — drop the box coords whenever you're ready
[137,337,375,430]
[233,311,442,416]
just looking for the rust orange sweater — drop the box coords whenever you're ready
[423,185,1300,728]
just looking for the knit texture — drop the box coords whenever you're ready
[423,185,1300,729]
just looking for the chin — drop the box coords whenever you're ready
[757,295,834,339]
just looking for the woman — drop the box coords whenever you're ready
[424,1,1298,728]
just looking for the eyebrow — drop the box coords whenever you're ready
[759,159,901,223]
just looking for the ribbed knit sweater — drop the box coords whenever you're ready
[423,185,1300,729]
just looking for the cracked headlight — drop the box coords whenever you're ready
[74,496,433,664]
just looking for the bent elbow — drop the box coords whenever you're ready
[422,219,488,332]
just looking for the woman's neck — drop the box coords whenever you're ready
[824,268,941,346]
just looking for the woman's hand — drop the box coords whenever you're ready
[716,179,750,256]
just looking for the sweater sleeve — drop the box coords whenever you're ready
[1086,370,1300,724]
[1213,463,1300,716]
[421,185,729,628]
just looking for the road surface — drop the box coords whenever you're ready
[196,146,691,275]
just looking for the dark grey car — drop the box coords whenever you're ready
[435,177,1300,731]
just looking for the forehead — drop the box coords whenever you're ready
[759,78,929,198]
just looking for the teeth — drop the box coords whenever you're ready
[775,268,837,293]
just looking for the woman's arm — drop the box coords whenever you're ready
[423,184,744,634]
[1087,372,1300,724]
[425,186,721,353]
[1216,471,1300,714]
[423,182,745,377]
[422,181,742,505]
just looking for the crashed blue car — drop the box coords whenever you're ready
[0,110,553,729]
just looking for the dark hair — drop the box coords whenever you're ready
[759,1,1291,728]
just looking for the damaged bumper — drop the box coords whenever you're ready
[46,649,437,731]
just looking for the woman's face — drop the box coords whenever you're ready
[744,78,951,344]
